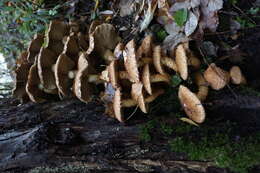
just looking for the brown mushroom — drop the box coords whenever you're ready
[63,33,80,58]
[47,20,69,41]
[137,35,152,58]
[229,66,246,85]
[123,40,140,83]
[178,85,206,123]
[131,82,147,113]
[153,45,164,74]
[204,63,230,90]
[176,44,188,80]
[194,72,209,101]
[27,34,44,63]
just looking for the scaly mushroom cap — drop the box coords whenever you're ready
[73,53,94,103]
[47,20,69,41]
[55,53,76,96]
[63,33,80,58]
[137,35,152,58]
[178,85,206,123]
[114,87,124,122]
[194,72,208,101]
[131,82,147,113]
[153,45,164,74]
[123,40,140,83]
[92,23,121,60]
[230,66,246,85]
[204,63,230,90]
[26,64,46,103]
[142,64,152,95]
[176,44,188,80]
[12,61,31,101]
[27,34,44,63]
[37,48,57,91]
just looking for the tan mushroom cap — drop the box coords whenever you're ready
[47,39,64,56]
[178,85,206,123]
[153,45,164,74]
[194,72,209,101]
[27,34,44,63]
[114,42,124,59]
[12,61,31,102]
[37,48,58,91]
[230,66,246,85]
[204,63,230,90]
[123,40,140,83]
[137,35,152,58]
[108,60,119,88]
[47,20,69,41]
[176,44,188,80]
[131,82,147,113]
[73,53,94,103]
[114,87,124,122]
[92,23,121,60]
[26,64,47,103]
[142,64,152,95]
[55,53,76,96]
[187,51,201,69]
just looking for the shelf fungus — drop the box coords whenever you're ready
[178,85,206,123]
[230,66,246,85]
[27,34,44,63]
[204,63,230,90]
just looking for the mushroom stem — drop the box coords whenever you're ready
[161,57,178,71]
[150,74,170,83]
[68,70,78,79]
[194,72,208,101]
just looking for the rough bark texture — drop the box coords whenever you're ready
[0,97,259,173]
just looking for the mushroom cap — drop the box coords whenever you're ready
[131,82,147,113]
[153,45,164,74]
[16,51,29,66]
[204,63,230,90]
[92,23,121,59]
[12,62,31,101]
[123,40,140,83]
[137,35,153,58]
[26,64,46,103]
[114,87,124,122]
[108,60,119,88]
[194,72,208,101]
[27,34,44,63]
[55,53,76,96]
[47,20,69,41]
[63,33,80,57]
[230,66,244,84]
[142,64,152,95]
[47,39,64,56]
[114,42,124,60]
[178,85,206,123]
[77,32,89,50]
[176,44,188,80]
[73,53,94,103]
[37,48,57,90]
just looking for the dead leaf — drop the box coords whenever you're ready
[185,11,199,36]
[163,32,189,51]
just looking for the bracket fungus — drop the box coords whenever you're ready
[178,85,206,123]
[27,34,44,63]
[204,63,230,90]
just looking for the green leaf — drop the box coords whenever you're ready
[171,75,182,87]
[156,29,168,41]
[173,8,188,27]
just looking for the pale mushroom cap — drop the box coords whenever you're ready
[142,64,152,95]
[176,44,188,80]
[114,87,124,122]
[153,45,164,74]
[137,35,152,58]
[194,72,208,101]
[131,82,147,113]
[55,53,76,96]
[26,65,46,103]
[178,85,206,123]
[108,60,119,88]
[230,66,244,84]
[123,40,140,83]
[204,63,230,90]
[73,54,93,103]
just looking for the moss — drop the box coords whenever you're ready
[139,120,157,142]
[169,130,260,173]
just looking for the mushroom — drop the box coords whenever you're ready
[123,40,140,83]
[26,64,55,103]
[47,20,69,41]
[139,56,177,72]
[77,32,89,51]
[187,51,201,69]
[131,82,147,113]
[175,44,188,80]
[204,63,230,90]
[153,45,164,74]
[194,72,209,101]
[27,34,44,63]
[63,33,80,58]
[73,52,101,103]
[37,47,58,92]
[229,66,246,85]
[12,60,31,102]
[114,42,124,59]
[137,35,152,59]
[178,85,206,123]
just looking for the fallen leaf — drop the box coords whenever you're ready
[180,117,199,127]
[185,11,199,36]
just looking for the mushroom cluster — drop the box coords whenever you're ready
[12,20,247,124]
